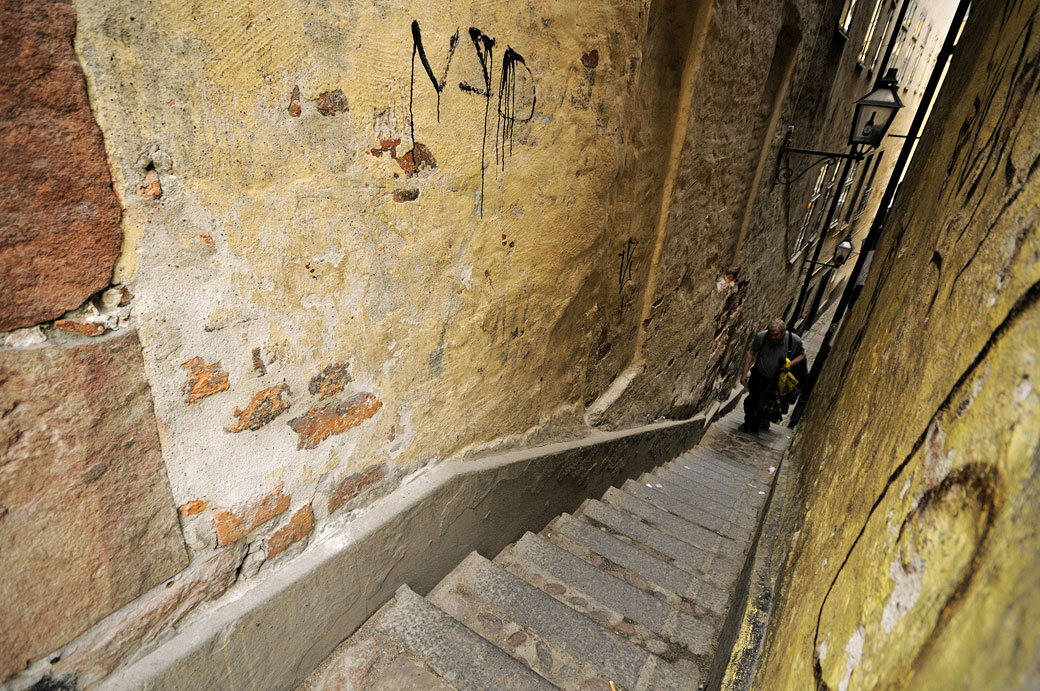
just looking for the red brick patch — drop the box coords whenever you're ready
[267,505,314,559]
[178,500,209,517]
[309,362,350,400]
[287,392,382,450]
[328,464,386,514]
[180,356,230,405]
[252,346,267,376]
[227,383,291,433]
[213,485,290,546]
[55,319,106,336]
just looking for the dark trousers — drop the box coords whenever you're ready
[743,369,775,429]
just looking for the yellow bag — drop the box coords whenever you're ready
[778,358,799,397]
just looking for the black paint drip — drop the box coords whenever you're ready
[497,47,536,172]
[409,21,460,145]
[460,28,495,217]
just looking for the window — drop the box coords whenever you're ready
[791,164,830,262]
[869,7,895,72]
[845,153,874,223]
[839,0,859,35]
[856,151,884,217]
[831,160,859,234]
[858,0,887,64]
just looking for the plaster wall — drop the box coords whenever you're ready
[755,1,1040,687]
[0,0,946,686]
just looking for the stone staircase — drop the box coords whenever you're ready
[298,412,786,690]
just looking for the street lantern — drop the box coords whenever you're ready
[849,69,904,147]
[833,238,854,266]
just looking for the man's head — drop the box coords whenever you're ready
[767,318,786,343]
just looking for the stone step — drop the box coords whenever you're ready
[577,499,741,590]
[545,513,730,616]
[638,470,760,520]
[429,556,604,690]
[661,462,754,500]
[434,552,696,691]
[668,451,766,488]
[502,532,716,659]
[375,584,556,690]
[680,447,764,481]
[621,480,752,541]
[600,486,742,561]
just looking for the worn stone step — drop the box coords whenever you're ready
[666,461,767,499]
[681,447,764,481]
[668,452,765,488]
[638,470,760,520]
[577,499,742,589]
[502,532,716,659]
[545,513,730,616]
[661,462,754,500]
[600,487,742,561]
[375,585,555,691]
[296,599,456,691]
[429,556,606,690]
[437,552,696,691]
[621,480,751,541]
[645,469,763,520]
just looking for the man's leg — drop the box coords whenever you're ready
[742,372,765,431]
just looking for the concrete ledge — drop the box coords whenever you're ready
[99,413,717,690]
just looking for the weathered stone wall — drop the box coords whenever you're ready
[0,0,957,686]
[755,1,1040,687]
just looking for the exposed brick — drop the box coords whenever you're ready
[308,362,350,400]
[178,500,209,517]
[267,505,314,560]
[315,89,349,115]
[0,331,188,680]
[180,356,229,405]
[227,383,291,433]
[0,0,123,331]
[136,169,162,199]
[54,318,106,337]
[47,542,247,689]
[213,485,291,546]
[288,392,382,450]
[328,464,386,514]
[287,85,301,117]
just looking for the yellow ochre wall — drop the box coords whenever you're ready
[756,1,1040,688]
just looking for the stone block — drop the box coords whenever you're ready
[0,0,123,331]
[0,331,189,680]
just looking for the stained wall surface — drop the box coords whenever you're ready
[755,1,1040,688]
[0,0,954,686]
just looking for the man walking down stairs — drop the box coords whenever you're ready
[297,413,788,690]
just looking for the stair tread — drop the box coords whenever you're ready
[680,448,764,480]
[640,470,760,519]
[601,486,742,560]
[547,514,730,615]
[622,481,752,540]
[506,532,715,657]
[376,585,555,691]
[664,460,764,495]
[444,552,696,690]
[578,499,741,588]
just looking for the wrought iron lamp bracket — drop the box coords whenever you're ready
[773,130,863,188]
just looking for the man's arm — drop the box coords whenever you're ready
[787,353,805,367]
[741,350,753,385]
